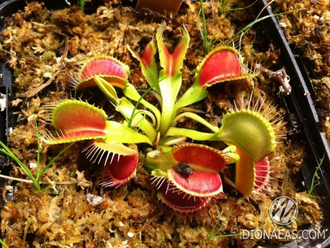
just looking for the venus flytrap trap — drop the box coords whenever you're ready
[147,144,239,212]
[42,25,285,212]
[42,100,152,188]
[155,26,190,136]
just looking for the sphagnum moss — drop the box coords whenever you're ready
[0,1,323,247]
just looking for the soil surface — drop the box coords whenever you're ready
[0,1,324,247]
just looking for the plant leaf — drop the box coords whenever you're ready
[52,100,108,132]
[195,46,256,88]
[254,157,270,192]
[174,82,208,110]
[0,141,40,191]
[156,26,190,135]
[168,168,223,197]
[105,121,153,145]
[164,127,215,142]
[149,143,227,198]
[171,112,219,133]
[85,140,138,188]
[116,97,157,142]
[222,145,240,164]
[123,83,161,129]
[93,76,119,105]
[235,147,255,198]
[146,149,177,172]
[157,26,190,77]
[93,76,158,141]
[171,144,227,172]
[214,109,276,161]
[44,100,108,144]
[38,143,74,180]
[127,40,160,93]
[74,56,129,90]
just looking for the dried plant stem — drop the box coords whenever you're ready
[0,174,33,184]
[0,174,77,185]
[255,64,292,94]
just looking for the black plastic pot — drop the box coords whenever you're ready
[0,0,329,247]
[256,1,330,247]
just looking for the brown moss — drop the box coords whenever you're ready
[0,1,323,247]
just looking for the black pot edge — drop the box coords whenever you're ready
[257,0,330,247]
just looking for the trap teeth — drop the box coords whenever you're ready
[157,180,211,213]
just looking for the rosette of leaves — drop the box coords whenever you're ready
[43,25,283,211]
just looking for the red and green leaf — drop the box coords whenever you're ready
[100,152,138,188]
[43,100,108,144]
[74,56,129,90]
[171,144,226,171]
[148,143,226,198]
[84,140,138,188]
[52,100,107,131]
[156,26,190,77]
[156,26,190,135]
[254,157,270,192]
[195,46,256,88]
[235,147,271,198]
[168,144,225,197]
[168,169,223,197]
[127,40,159,93]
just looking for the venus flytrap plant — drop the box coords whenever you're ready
[71,55,160,140]
[71,55,130,90]
[43,25,285,211]
[167,97,284,199]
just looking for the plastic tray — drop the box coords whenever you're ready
[0,0,330,247]
[256,1,330,247]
